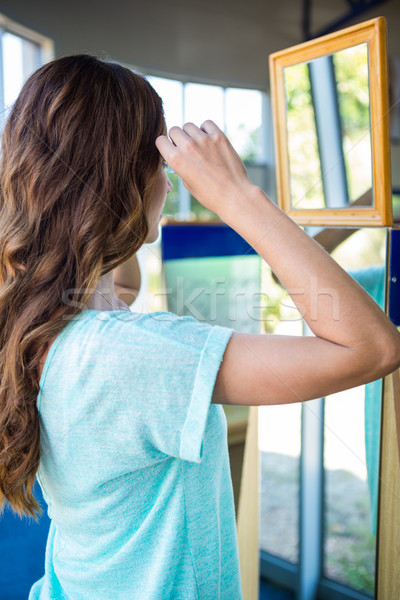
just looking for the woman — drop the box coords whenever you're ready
[0,54,398,600]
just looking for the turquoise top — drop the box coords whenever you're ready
[29,309,242,599]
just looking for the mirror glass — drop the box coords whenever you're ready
[257,225,387,593]
[284,42,373,210]
[323,226,387,594]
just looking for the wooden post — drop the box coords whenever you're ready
[237,406,259,600]
[377,369,400,598]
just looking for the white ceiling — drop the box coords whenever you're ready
[0,0,399,89]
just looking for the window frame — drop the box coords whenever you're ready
[0,12,54,132]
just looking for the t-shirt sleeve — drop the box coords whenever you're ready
[114,312,234,464]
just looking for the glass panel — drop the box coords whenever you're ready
[148,78,267,222]
[323,227,386,595]
[161,171,180,219]
[245,164,267,190]
[259,402,301,563]
[146,76,183,219]
[392,191,400,224]
[185,83,223,220]
[259,264,302,563]
[163,254,261,331]
[147,75,183,131]
[284,62,324,210]
[184,82,224,129]
[187,197,218,221]
[333,44,372,203]
[283,43,372,211]
[2,32,40,121]
[132,241,164,314]
[225,88,264,162]
[184,83,224,220]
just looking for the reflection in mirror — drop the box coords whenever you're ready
[320,227,386,594]
[258,226,387,589]
[258,264,302,564]
[259,402,301,564]
[284,43,372,210]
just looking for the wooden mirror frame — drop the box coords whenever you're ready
[269,17,392,227]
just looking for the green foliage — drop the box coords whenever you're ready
[333,45,370,138]
[238,125,262,163]
[284,63,324,209]
[189,196,218,221]
[333,44,371,201]
[285,62,312,111]
[285,45,372,207]
[324,467,377,596]
[337,531,375,594]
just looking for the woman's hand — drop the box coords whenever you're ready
[155,120,254,219]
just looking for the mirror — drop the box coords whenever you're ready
[285,43,372,210]
[269,17,392,226]
[256,225,390,596]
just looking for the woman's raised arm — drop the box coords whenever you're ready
[156,121,400,407]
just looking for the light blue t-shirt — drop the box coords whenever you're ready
[29,308,242,600]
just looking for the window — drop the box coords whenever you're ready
[133,73,271,315]
[0,13,54,130]
[147,74,269,221]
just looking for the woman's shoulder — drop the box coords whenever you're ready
[78,308,233,356]
[95,309,224,342]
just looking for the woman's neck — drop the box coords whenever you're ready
[84,271,130,311]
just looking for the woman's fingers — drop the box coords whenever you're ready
[156,121,218,161]
[155,134,175,160]
[200,120,222,135]
[182,122,207,141]
[168,125,195,148]
[155,125,193,158]
[156,123,205,169]
[155,119,253,217]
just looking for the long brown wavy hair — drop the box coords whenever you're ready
[0,54,165,520]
